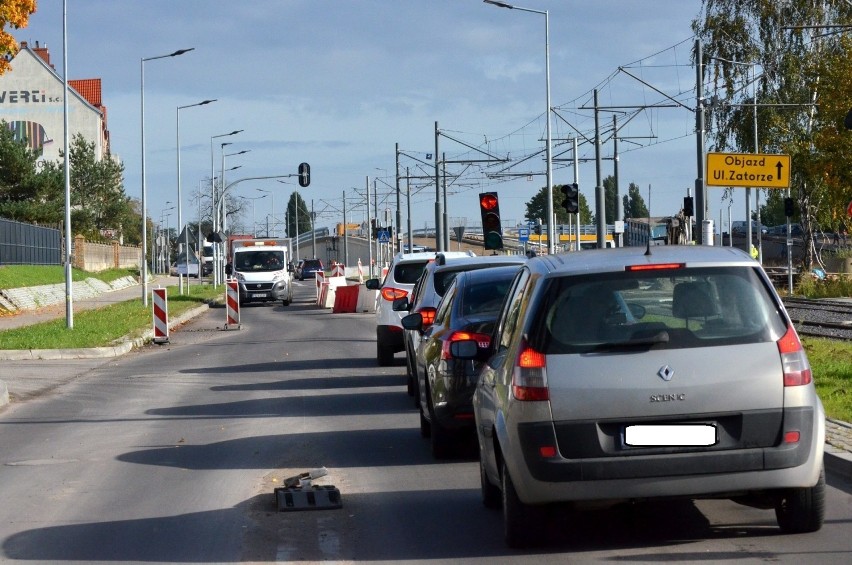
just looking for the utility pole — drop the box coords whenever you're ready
[694,39,707,244]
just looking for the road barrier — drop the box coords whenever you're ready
[152,288,169,344]
[332,284,359,313]
[225,279,240,330]
[331,263,345,277]
[315,271,326,304]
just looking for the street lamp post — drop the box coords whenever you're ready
[177,99,215,292]
[484,0,554,254]
[209,130,242,285]
[141,47,194,305]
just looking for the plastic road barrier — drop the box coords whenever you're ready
[225,279,240,330]
[152,287,169,344]
[332,263,345,277]
[332,284,359,313]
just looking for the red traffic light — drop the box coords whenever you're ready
[480,193,499,211]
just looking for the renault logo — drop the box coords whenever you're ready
[658,365,674,381]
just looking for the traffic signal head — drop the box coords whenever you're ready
[562,183,579,214]
[683,196,694,217]
[298,162,310,187]
[479,192,503,250]
[784,197,795,217]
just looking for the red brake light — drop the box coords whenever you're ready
[380,287,408,302]
[625,263,686,272]
[418,307,437,326]
[777,325,812,386]
[512,342,549,401]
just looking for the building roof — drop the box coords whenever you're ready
[68,79,102,108]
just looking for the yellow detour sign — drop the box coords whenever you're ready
[706,152,791,188]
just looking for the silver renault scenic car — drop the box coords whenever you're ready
[462,245,825,547]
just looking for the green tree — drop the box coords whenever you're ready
[286,191,311,238]
[622,183,649,219]
[693,0,852,268]
[524,184,592,226]
[603,176,618,223]
[0,120,63,223]
[65,134,130,241]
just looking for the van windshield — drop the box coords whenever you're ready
[235,250,285,272]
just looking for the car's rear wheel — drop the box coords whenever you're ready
[377,339,394,366]
[419,407,430,438]
[502,461,544,548]
[480,454,501,509]
[430,417,451,459]
[775,466,826,533]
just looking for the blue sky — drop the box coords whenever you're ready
[11,0,724,236]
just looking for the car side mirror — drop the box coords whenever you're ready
[401,312,423,331]
[365,278,380,290]
[287,262,295,273]
[449,340,478,359]
[392,296,410,312]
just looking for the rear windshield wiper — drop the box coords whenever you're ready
[590,330,670,352]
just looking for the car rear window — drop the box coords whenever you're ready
[393,261,430,285]
[303,260,322,269]
[461,278,514,317]
[534,266,787,354]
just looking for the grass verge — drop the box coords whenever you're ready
[0,284,221,349]
[0,265,137,289]
[804,336,852,422]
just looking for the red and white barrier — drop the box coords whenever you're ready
[315,271,326,304]
[225,279,240,329]
[332,263,345,277]
[357,258,364,283]
[152,287,169,344]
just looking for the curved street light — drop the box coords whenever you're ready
[177,99,215,291]
[141,47,194,305]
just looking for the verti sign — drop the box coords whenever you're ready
[706,152,791,189]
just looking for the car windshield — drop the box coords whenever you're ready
[235,250,285,272]
[535,266,787,354]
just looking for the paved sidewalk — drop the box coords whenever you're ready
[1,276,851,481]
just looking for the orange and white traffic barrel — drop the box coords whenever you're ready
[225,279,241,330]
[152,287,169,344]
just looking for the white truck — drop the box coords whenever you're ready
[227,238,294,306]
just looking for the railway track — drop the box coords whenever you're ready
[781,296,852,341]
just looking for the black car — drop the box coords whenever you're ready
[401,265,521,459]
[295,258,323,280]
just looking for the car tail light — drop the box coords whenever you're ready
[441,331,491,360]
[380,287,408,302]
[512,341,549,401]
[418,306,437,327]
[777,325,812,386]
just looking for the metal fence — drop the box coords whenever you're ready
[0,217,61,266]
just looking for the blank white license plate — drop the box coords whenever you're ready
[624,424,716,447]
[252,293,268,298]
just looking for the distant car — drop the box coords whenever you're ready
[295,258,323,280]
[731,220,768,235]
[767,224,803,237]
[395,253,528,402]
[402,265,522,459]
[459,245,825,548]
[365,251,473,366]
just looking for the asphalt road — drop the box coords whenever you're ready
[1,281,851,563]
